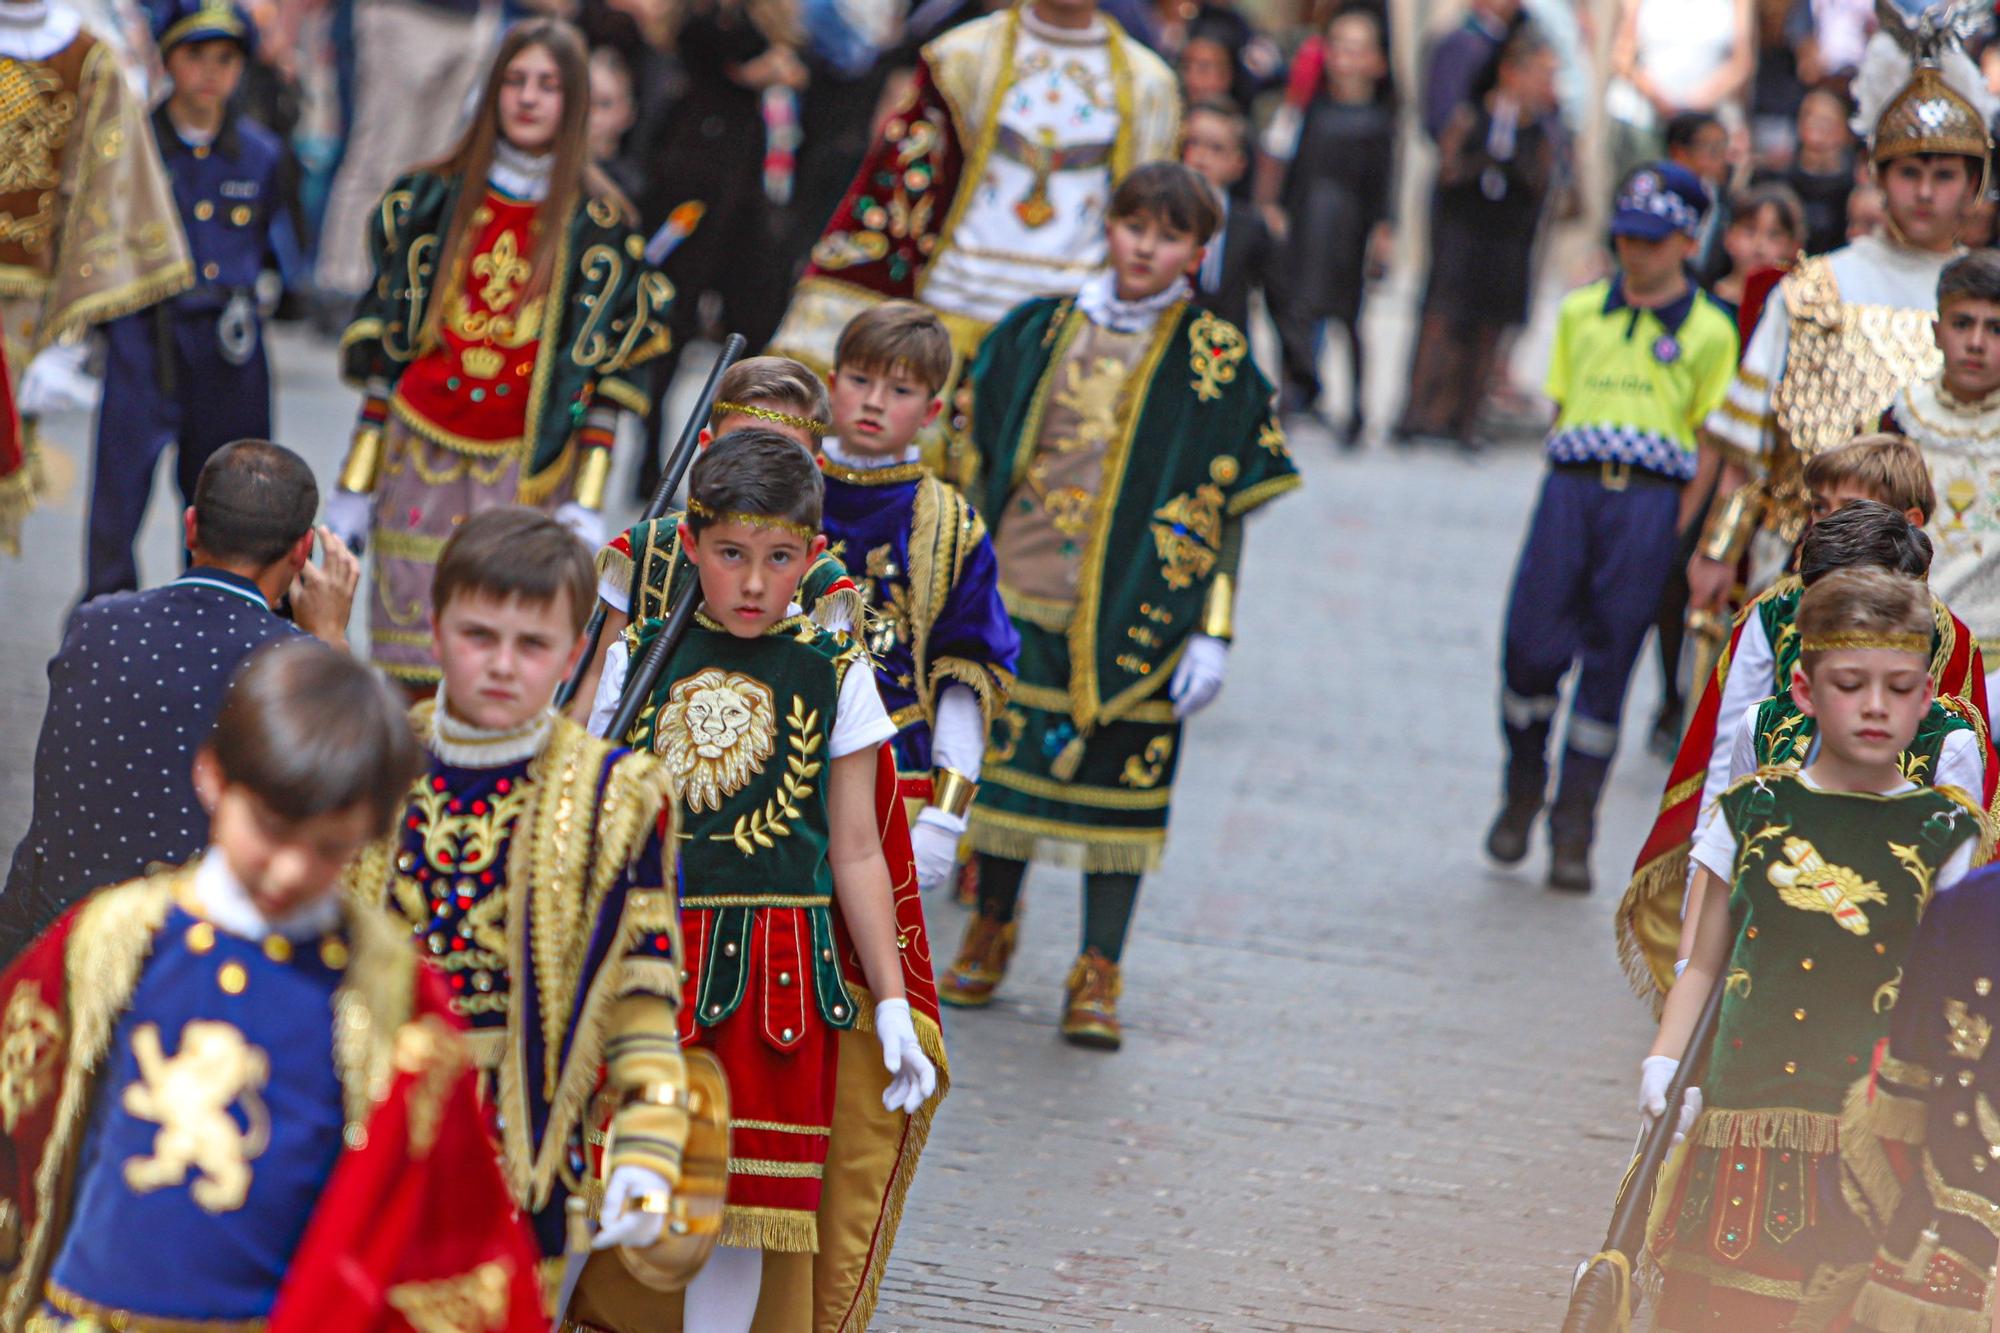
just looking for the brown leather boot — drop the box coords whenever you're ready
[938,913,1018,1008]
[952,858,978,908]
[1060,948,1123,1050]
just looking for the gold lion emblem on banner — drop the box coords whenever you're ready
[660,668,778,812]
[1766,836,1888,935]
[122,1021,271,1213]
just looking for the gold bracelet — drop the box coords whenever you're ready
[1200,572,1236,641]
[1696,482,1761,565]
[623,1080,692,1110]
[574,445,613,512]
[931,767,978,818]
[338,425,384,494]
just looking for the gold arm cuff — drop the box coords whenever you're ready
[932,767,979,818]
[625,1080,694,1111]
[1201,572,1236,641]
[631,1190,674,1214]
[574,445,613,511]
[1697,483,1762,565]
[339,425,385,494]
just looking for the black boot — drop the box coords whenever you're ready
[1548,739,1613,893]
[1487,709,1552,864]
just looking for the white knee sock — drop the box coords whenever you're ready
[684,1243,763,1333]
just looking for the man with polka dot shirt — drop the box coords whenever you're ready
[1,440,357,964]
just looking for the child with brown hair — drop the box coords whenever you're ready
[346,506,693,1269]
[944,162,1301,1049]
[0,641,548,1329]
[1643,566,1983,1328]
[820,300,1018,892]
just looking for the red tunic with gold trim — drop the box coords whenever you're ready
[0,868,547,1332]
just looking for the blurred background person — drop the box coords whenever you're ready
[1602,0,1752,185]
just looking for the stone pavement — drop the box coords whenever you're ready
[0,307,1667,1330]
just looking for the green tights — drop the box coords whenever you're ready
[974,854,1142,963]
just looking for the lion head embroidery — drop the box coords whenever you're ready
[659,668,779,812]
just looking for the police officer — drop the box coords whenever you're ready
[84,0,285,599]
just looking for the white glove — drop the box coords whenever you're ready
[592,1163,671,1251]
[1638,1054,1703,1147]
[555,501,606,549]
[17,340,98,416]
[912,806,965,893]
[1169,633,1229,719]
[322,487,373,554]
[873,997,937,1115]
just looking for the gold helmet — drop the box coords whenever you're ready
[1854,0,1997,167]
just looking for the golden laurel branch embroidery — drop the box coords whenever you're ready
[661,668,779,813]
[1725,968,1753,999]
[0,983,61,1133]
[1256,418,1289,458]
[1187,311,1246,403]
[1759,710,1809,764]
[1874,967,1903,1014]
[1767,835,1887,935]
[1149,485,1224,590]
[716,696,823,855]
[1119,735,1174,789]
[1890,840,1940,904]
[1947,997,1993,1060]
[121,1021,271,1214]
[385,1257,515,1333]
[1899,751,1934,782]
[412,783,529,878]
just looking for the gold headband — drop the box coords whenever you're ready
[712,401,830,437]
[685,497,817,540]
[1800,632,1930,654]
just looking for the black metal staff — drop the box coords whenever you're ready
[1560,953,1731,1333]
[555,333,749,711]
[599,581,701,743]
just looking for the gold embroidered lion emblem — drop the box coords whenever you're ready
[659,668,779,812]
[1766,836,1888,936]
[121,1021,271,1213]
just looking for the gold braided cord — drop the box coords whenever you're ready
[1800,632,1931,654]
[713,401,830,436]
[684,497,817,539]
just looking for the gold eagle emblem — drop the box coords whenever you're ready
[121,1021,271,1213]
[658,668,778,813]
[1766,836,1889,934]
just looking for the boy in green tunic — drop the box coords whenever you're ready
[940,163,1302,1050]
[1642,566,1985,1330]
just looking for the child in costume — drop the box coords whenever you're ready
[578,355,861,731]
[347,507,692,1273]
[621,429,941,1330]
[82,0,286,600]
[1488,161,1740,895]
[819,301,1018,893]
[1831,861,2000,1328]
[1643,567,1984,1330]
[0,641,547,1330]
[1885,250,2000,701]
[943,162,1302,1049]
[1618,436,1990,1007]
[323,19,673,690]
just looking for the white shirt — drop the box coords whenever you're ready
[588,604,897,759]
[1720,699,1985,805]
[1692,615,1778,856]
[190,846,343,943]
[1691,769,1976,891]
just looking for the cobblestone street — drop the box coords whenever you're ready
[0,301,1666,1329]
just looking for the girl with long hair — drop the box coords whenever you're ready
[325,18,672,688]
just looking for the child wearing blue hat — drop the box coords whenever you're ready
[1486,161,1741,894]
[81,0,290,600]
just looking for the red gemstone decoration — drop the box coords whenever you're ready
[453,938,466,951]
[472,801,486,815]
[431,777,447,792]
[496,780,510,793]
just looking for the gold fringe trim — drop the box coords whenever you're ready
[930,656,1013,731]
[812,585,868,640]
[1849,1279,1990,1333]
[1787,1261,1872,1332]
[1616,844,1690,1012]
[720,1204,818,1254]
[594,544,634,602]
[37,260,194,354]
[0,444,46,558]
[1839,1075,1907,1230]
[1692,1105,1840,1155]
[966,809,1164,874]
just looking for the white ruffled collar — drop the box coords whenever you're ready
[821,437,921,469]
[490,141,553,202]
[429,687,553,768]
[1019,5,1106,45]
[1076,269,1190,333]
